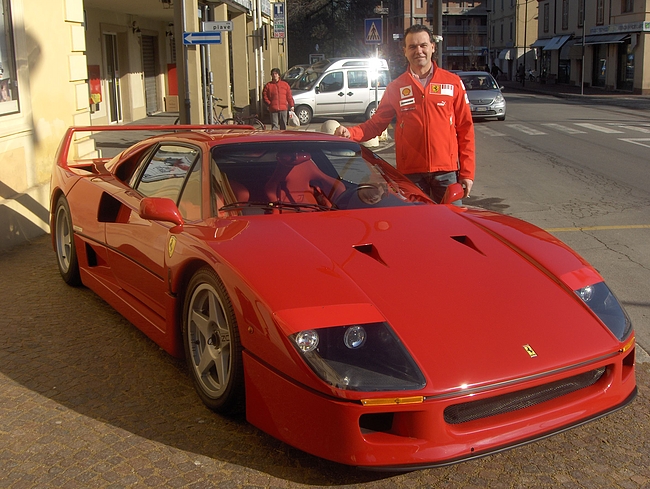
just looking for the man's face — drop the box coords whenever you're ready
[404,31,435,71]
[271,71,280,82]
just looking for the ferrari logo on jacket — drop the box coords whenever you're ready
[430,83,454,97]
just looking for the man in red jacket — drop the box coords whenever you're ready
[335,25,475,203]
[263,68,295,130]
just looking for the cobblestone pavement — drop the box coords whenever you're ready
[1,236,649,488]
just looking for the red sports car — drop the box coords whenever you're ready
[50,125,637,470]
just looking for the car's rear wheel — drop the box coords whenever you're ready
[182,267,244,415]
[295,105,312,125]
[365,102,377,120]
[54,195,81,286]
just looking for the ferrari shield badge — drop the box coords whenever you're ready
[168,236,177,258]
[523,344,538,358]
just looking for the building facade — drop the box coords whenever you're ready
[533,0,649,92]
[489,0,538,79]
[0,0,286,249]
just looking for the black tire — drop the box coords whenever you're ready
[247,118,266,130]
[54,195,81,286]
[222,118,238,126]
[365,103,377,120]
[497,115,506,121]
[295,105,312,125]
[182,267,244,415]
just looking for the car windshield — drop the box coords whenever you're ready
[460,74,499,91]
[291,70,323,90]
[211,141,432,215]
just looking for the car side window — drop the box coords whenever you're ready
[135,145,200,204]
[177,159,202,222]
[347,70,368,89]
[319,72,344,92]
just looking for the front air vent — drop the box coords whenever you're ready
[353,243,387,266]
[451,235,485,256]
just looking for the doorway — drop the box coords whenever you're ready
[104,33,123,123]
[142,35,159,115]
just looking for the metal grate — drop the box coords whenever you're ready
[444,367,606,424]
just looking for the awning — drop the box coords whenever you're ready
[559,39,577,59]
[498,48,512,60]
[530,38,551,48]
[544,35,572,51]
[583,33,630,45]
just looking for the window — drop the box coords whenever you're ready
[0,0,19,115]
[578,1,584,27]
[543,3,549,32]
[562,0,568,29]
[597,0,604,24]
[622,0,633,13]
[416,0,423,8]
[136,145,200,205]
[509,21,513,41]
[319,72,344,93]
[347,70,368,89]
[500,23,503,41]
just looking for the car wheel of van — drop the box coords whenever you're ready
[365,103,377,120]
[295,105,313,125]
[183,267,245,415]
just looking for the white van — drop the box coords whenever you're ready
[291,58,391,125]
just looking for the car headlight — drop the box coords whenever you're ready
[494,93,505,104]
[291,322,426,392]
[575,282,632,340]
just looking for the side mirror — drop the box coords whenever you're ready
[139,197,184,230]
[315,85,320,94]
[441,183,465,205]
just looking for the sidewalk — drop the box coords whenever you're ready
[499,78,650,111]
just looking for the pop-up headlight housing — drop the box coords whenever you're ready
[575,282,632,341]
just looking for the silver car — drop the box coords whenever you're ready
[458,71,506,121]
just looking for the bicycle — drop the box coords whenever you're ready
[174,96,265,130]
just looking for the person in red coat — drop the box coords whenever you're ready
[263,68,295,130]
[335,25,475,204]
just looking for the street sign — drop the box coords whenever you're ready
[374,6,389,15]
[364,18,382,45]
[273,1,286,38]
[183,31,222,45]
[202,21,233,32]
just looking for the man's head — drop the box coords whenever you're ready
[403,25,435,74]
[271,68,281,81]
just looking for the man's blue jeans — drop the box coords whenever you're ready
[406,171,461,205]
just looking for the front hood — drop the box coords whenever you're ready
[467,90,499,104]
[213,205,619,394]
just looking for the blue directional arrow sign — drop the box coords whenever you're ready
[183,31,222,45]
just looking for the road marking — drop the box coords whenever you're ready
[540,123,586,134]
[506,124,546,135]
[546,224,650,232]
[619,138,650,148]
[609,124,650,134]
[574,123,624,133]
[474,125,506,137]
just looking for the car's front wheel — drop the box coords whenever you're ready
[182,267,244,415]
[295,105,313,125]
[54,195,81,286]
[365,102,377,120]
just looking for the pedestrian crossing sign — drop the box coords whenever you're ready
[365,18,382,45]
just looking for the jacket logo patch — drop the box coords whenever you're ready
[168,236,177,258]
[431,83,454,97]
[400,86,413,98]
[437,101,446,107]
[400,97,415,107]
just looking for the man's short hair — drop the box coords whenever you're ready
[271,67,281,76]
[404,24,434,44]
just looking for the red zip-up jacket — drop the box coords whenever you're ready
[263,80,295,113]
[348,63,475,180]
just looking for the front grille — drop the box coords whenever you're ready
[443,367,606,424]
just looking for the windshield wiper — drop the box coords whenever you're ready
[219,201,335,212]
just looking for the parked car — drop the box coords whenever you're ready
[458,71,507,121]
[282,64,310,84]
[50,125,637,470]
[291,58,391,124]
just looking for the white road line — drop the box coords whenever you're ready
[474,125,506,137]
[619,138,650,149]
[506,124,547,135]
[574,123,624,133]
[609,124,650,134]
[540,123,587,134]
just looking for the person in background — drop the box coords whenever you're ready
[491,62,502,80]
[334,24,475,204]
[263,68,295,130]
